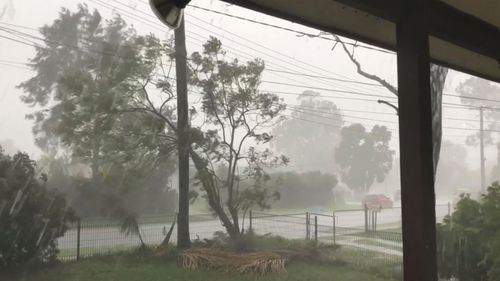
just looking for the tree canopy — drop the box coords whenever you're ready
[271,91,342,174]
[188,37,288,238]
[437,182,500,281]
[335,123,393,195]
[457,77,500,146]
[18,5,178,218]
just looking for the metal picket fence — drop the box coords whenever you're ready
[56,203,450,263]
[250,211,402,264]
[57,213,223,261]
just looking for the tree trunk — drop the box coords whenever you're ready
[189,149,242,239]
[429,64,448,174]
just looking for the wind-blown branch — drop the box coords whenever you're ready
[333,35,398,96]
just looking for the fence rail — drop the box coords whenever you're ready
[57,204,450,262]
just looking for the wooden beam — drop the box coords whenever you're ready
[222,0,500,70]
[219,0,397,52]
[428,1,500,64]
[333,0,400,21]
[396,2,437,281]
[332,0,500,64]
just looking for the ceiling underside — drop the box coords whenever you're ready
[220,0,500,83]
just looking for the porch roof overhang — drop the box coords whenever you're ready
[220,0,500,83]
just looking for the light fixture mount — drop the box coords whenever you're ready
[149,0,191,29]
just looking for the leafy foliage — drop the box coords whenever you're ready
[435,140,474,193]
[457,77,500,146]
[188,37,288,238]
[335,124,393,195]
[269,171,338,209]
[18,5,178,219]
[271,91,342,173]
[0,148,75,267]
[437,182,500,281]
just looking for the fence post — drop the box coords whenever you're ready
[249,210,253,232]
[305,212,310,240]
[314,216,318,243]
[364,206,368,232]
[76,218,81,261]
[447,202,451,216]
[332,212,336,245]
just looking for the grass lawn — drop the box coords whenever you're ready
[5,234,402,281]
[6,250,396,281]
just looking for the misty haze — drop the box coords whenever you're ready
[1,1,499,281]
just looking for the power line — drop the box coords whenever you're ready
[0,58,29,66]
[6,13,499,109]
[96,0,402,109]
[122,0,498,114]
[0,33,38,48]
[262,67,500,105]
[8,2,497,110]
[289,103,500,133]
[184,14,392,96]
[288,101,500,124]
[288,105,398,125]
[187,4,394,55]
[133,0,394,96]
[2,27,500,119]
[262,80,397,100]
[183,3,500,108]
[2,6,498,135]
[0,61,31,71]
[265,68,385,87]
[0,26,144,62]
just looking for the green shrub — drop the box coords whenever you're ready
[0,149,75,267]
[437,182,500,281]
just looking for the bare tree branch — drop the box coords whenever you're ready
[332,35,398,96]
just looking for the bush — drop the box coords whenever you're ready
[0,149,75,267]
[437,182,500,281]
[270,171,338,209]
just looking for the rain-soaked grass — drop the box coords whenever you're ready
[6,253,394,281]
[4,236,402,281]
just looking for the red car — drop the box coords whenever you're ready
[362,194,394,210]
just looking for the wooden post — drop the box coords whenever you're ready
[480,107,486,191]
[305,212,310,240]
[333,212,336,245]
[397,2,438,280]
[249,210,253,232]
[76,218,81,261]
[364,206,368,232]
[175,17,190,250]
[314,216,318,243]
[371,211,374,232]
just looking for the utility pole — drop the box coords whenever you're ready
[480,106,486,192]
[175,17,190,249]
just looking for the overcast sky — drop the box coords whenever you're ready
[0,0,496,172]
